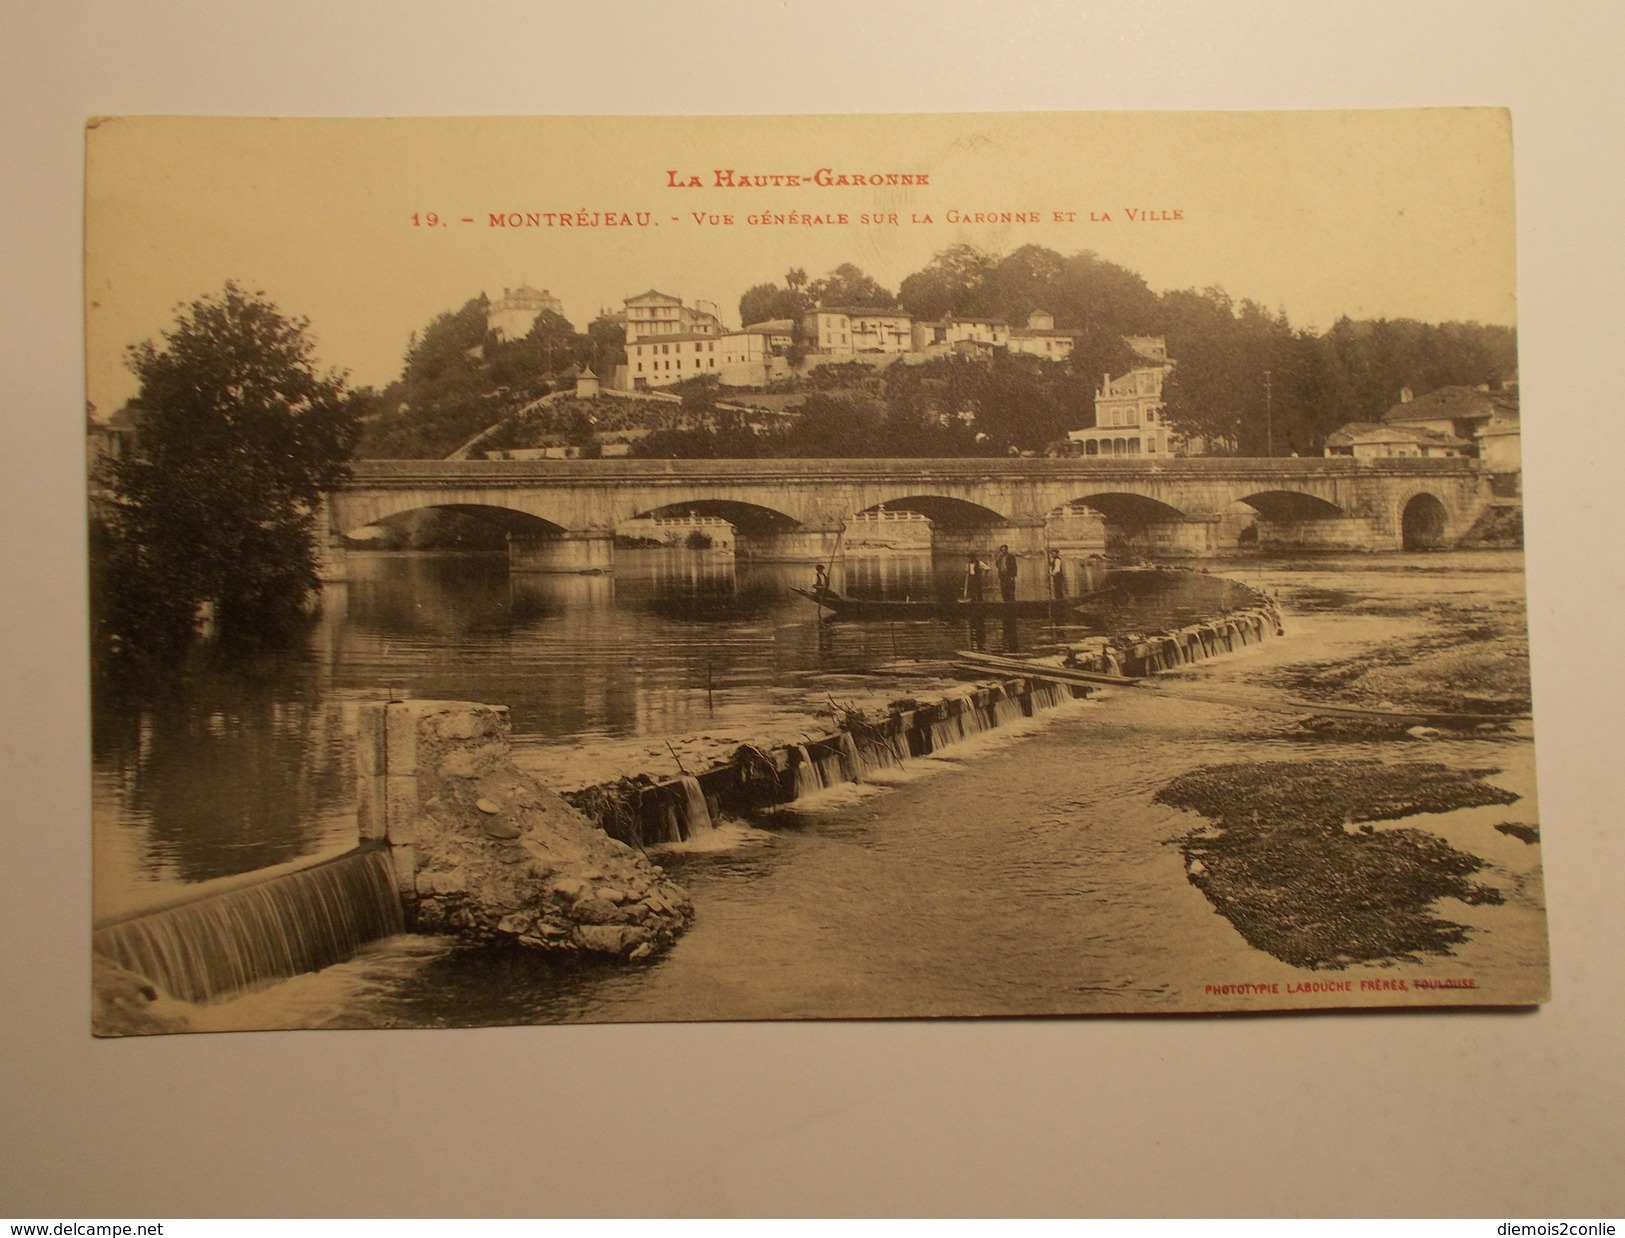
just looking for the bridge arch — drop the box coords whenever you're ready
[1234,490,1346,520]
[1051,492,1202,558]
[857,494,1011,530]
[339,501,566,545]
[631,499,803,534]
[1400,491,1450,550]
[845,495,1020,558]
[335,492,574,540]
[1057,492,1189,523]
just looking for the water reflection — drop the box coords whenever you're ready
[840,551,946,602]
[617,548,788,622]
[1078,568,1251,632]
[93,546,1264,913]
[343,552,564,637]
[92,663,357,917]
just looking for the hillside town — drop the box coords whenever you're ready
[89,258,1521,494]
[472,281,1520,484]
[494,282,1117,393]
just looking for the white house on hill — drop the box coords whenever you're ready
[627,332,721,388]
[1066,335,1174,456]
[620,290,723,343]
[486,284,566,340]
[1008,311,1077,360]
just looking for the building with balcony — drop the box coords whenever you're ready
[834,308,914,353]
[621,290,723,343]
[1066,336,1174,456]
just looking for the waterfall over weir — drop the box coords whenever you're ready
[790,745,824,799]
[651,775,719,842]
[595,677,1086,849]
[92,847,404,1004]
[677,776,713,837]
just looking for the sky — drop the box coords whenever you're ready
[84,109,1516,414]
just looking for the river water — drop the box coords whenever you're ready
[91,548,1547,1027]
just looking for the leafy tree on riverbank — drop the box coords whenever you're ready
[94,283,361,670]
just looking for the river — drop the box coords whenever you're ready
[90,548,1547,1027]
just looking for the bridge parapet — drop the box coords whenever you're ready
[346,456,1483,484]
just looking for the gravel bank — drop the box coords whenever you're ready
[1155,758,1520,969]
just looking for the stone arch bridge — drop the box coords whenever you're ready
[325,457,1490,573]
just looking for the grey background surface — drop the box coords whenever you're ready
[2,1,1620,1218]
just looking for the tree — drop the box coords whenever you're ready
[981,244,1066,324]
[1152,287,1296,454]
[779,393,890,457]
[404,295,489,388]
[807,262,897,309]
[898,243,997,320]
[738,279,811,329]
[739,282,785,328]
[585,313,628,378]
[97,283,361,665]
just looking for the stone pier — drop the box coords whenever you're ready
[1256,515,1386,553]
[354,698,692,959]
[313,496,349,582]
[930,521,1049,557]
[1045,509,1109,555]
[734,527,844,562]
[507,531,615,573]
[1111,515,1223,559]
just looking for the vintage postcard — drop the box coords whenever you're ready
[85,111,1544,1034]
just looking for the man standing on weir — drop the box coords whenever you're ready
[965,552,989,602]
[995,544,1018,603]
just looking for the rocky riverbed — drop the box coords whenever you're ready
[1145,551,1542,974]
[1261,579,1532,719]
[1156,759,1520,969]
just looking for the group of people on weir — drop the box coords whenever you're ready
[811,546,1077,605]
[962,546,1067,602]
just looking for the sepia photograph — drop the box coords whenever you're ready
[83,110,1549,1035]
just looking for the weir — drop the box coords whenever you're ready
[574,675,1088,847]
[91,846,404,1004]
[1063,594,1283,680]
[790,744,824,800]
